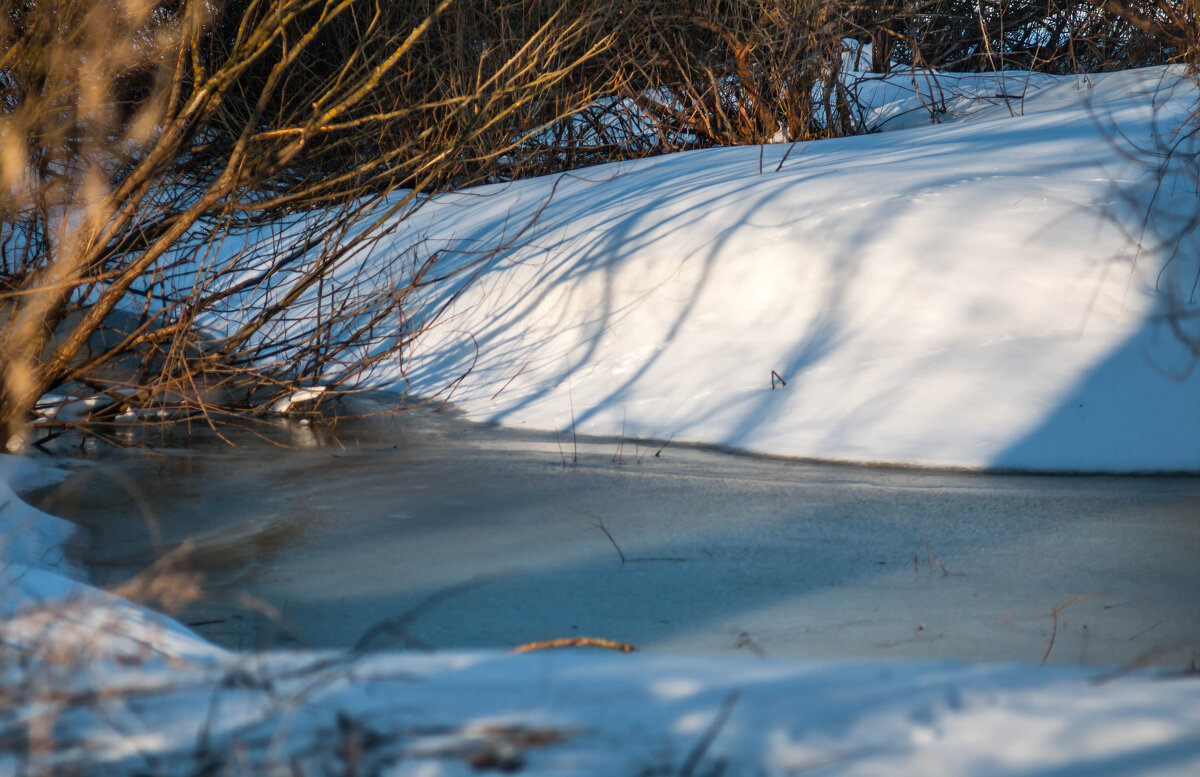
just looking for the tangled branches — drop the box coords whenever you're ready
[0,0,623,447]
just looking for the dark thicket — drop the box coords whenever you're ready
[585,1,1199,150]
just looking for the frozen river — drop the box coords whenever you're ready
[40,403,1200,668]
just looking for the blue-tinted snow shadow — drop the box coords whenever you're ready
[990,314,1200,472]
[993,120,1200,473]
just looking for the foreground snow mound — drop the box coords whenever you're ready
[0,469,76,580]
[2,649,1197,776]
[397,67,1199,472]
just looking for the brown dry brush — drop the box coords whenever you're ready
[602,1,870,148]
[0,0,625,450]
[547,1,1198,155]
[875,1,1197,75]
[538,1,871,155]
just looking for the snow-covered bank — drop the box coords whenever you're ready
[0,457,221,663]
[395,67,1200,472]
[4,629,1200,776]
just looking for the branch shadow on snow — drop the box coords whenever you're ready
[398,69,1199,474]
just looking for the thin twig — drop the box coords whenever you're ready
[774,139,806,173]
[1129,620,1164,641]
[613,408,626,464]
[573,508,625,563]
[511,637,635,654]
[491,360,530,401]
[923,536,948,577]
[555,429,567,466]
[567,360,578,464]
[1042,592,1107,665]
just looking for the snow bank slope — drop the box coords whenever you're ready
[400,67,1200,471]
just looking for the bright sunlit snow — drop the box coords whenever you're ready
[396,66,1200,472]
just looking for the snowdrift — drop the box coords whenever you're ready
[393,67,1200,472]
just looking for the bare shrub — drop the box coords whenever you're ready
[0,0,622,449]
[876,1,1197,74]
[512,1,1198,161]
[608,0,867,148]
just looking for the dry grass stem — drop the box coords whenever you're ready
[1042,592,1108,665]
[510,637,636,654]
